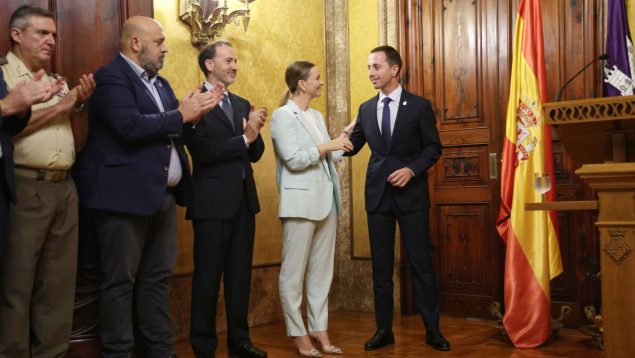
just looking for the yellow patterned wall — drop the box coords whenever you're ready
[349,0,379,258]
[155,0,326,271]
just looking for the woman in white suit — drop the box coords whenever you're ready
[270,61,353,357]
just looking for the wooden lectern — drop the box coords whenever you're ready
[542,96,635,358]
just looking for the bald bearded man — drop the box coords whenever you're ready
[77,16,222,357]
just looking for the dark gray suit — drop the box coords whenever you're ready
[183,90,264,356]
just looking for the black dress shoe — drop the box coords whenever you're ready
[426,331,450,351]
[195,353,215,358]
[229,343,268,358]
[364,329,395,350]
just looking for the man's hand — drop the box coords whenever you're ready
[387,167,414,187]
[247,104,267,127]
[209,82,225,103]
[341,118,357,137]
[243,105,267,144]
[243,118,261,144]
[55,86,80,115]
[0,69,63,116]
[179,85,223,123]
[73,73,95,104]
[332,135,353,152]
[56,73,95,115]
[319,135,353,156]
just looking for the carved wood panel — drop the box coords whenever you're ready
[438,146,488,185]
[437,204,488,293]
[440,0,479,123]
[436,204,501,317]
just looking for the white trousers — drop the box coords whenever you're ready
[278,205,337,337]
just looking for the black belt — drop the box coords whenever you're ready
[14,167,69,182]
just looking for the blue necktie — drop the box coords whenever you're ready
[222,94,235,131]
[381,97,392,148]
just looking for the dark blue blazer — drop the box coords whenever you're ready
[0,68,29,204]
[345,89,441,212]
[183,89,264,220]
[77,54,191,215]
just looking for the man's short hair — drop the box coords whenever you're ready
[198,40,233,76]
[8,5,55,46]
[370,45,403,76]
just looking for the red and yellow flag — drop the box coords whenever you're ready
[496,0,562,348]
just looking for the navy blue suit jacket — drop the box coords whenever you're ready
[345,89,441,212]
[183,90,264,220]
[78,54,191,215]
[0,68,29,204]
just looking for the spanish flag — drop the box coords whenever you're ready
[496,0,562,348]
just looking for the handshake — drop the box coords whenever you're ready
[318,119,357,156]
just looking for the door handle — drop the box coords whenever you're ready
[489,152,498,179]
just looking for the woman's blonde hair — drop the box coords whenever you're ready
[279,61,315,107]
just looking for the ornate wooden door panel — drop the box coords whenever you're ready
[398,0,505,319]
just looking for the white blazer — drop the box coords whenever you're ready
[270,100,342,220]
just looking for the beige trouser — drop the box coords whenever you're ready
[0,176,78,358]
[279,205,337,337]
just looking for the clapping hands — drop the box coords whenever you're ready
[0,69,64,116]
[180,82,225,123]
[243,104,267,143]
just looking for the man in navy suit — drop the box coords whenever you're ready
[0,68,61,258]
[184,41,267,358]
[77,16,220,357]
[344,46,450,352]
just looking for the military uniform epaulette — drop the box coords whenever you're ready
[0,57,7,65]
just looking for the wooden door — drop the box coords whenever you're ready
[397,0,506,319]
[1,1,153,355]
[397,0,602,326]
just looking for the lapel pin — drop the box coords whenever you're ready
[158,82,163,88]
[402,101,408,106]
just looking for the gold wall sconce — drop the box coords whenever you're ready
[179,0,255,49]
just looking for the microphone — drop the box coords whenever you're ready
[554,53,609,102]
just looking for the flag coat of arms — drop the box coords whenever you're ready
[496,0,563,348]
